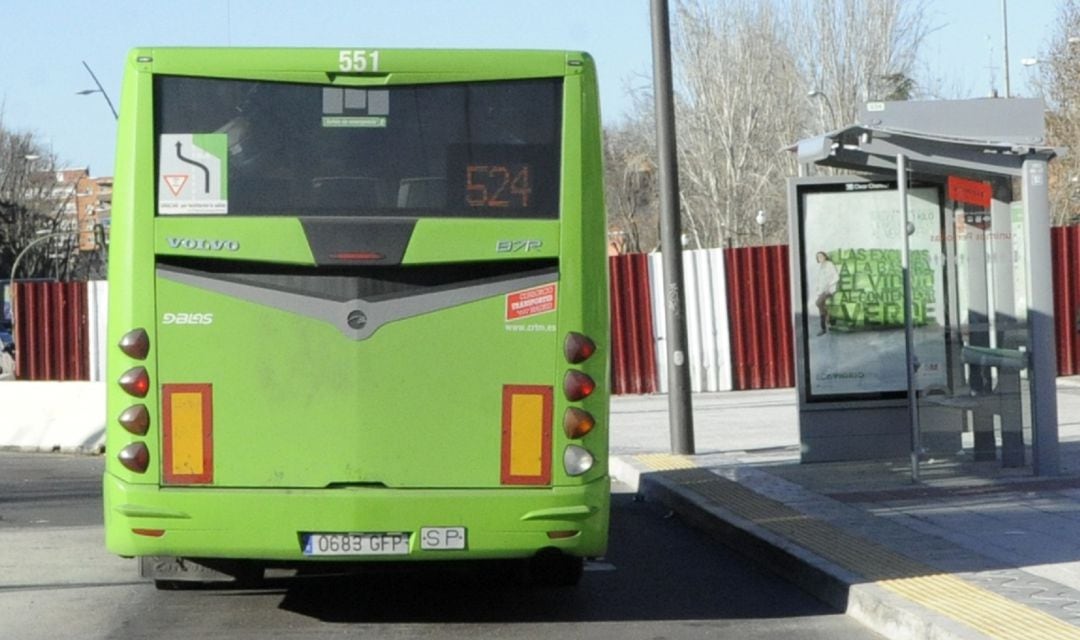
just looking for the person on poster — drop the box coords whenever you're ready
[814,251,839,335]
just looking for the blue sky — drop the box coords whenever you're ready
[0,0,1061,177]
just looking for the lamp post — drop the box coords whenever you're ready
[8,230,81,378]
[77,60,118,120]
[808,90,837,128]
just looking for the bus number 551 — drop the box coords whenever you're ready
[338,50,380,72]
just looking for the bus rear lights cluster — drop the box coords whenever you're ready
[118,442,150,473]
[563,407,596,439]
[118,404,150,436]
[563,445,595,476]
[119,367,150,398]
[564,332,597,364]
[563,370,596,402]
[118,328,150,360]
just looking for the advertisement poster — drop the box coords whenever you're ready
[801,183,948,400]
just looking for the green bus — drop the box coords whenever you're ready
[104,48,609,587]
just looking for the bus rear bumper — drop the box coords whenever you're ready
[103,473,610,562]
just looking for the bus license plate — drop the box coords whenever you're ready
[303,532,410,556]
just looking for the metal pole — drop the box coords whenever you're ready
[8,231,76,380]
[650,0,695,455]
[1002,0,1011,98]
[80,61,119,120]
[1023,158,1060,475]
[898,155,920,482]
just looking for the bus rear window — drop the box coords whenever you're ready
[154,77,562,219]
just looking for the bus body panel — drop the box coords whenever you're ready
[104,473,610,560]
[153,266,559,489]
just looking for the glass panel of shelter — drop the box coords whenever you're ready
[917,176,1031,470]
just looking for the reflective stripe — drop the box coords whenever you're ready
[163,384,214,484]
[501,385,552,485]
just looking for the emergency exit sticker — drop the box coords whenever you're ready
[506,283,557,321]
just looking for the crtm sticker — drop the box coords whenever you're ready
[506,283,557,321]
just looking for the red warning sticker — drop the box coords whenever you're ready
[506,283,557,321]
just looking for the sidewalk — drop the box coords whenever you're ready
[609,380,1080,640]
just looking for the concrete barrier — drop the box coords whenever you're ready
[0,382,105,453]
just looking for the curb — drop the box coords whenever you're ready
[610,455,1025,640]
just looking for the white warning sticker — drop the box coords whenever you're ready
[159,134,228,214]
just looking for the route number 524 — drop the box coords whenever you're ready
[338,50,381,72]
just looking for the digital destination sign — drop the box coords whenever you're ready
[447,144,557,218]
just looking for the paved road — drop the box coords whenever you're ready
[0,452,880,639]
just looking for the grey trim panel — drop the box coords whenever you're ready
[157,267,557,341]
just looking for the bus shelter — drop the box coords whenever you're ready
[788,98,1062,476]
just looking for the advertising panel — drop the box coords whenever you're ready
[799,181,948,401]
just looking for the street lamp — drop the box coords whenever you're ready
[755,210,766,245]
[807,90,837,128]
[7,230,81,379]
[77,60,118,120]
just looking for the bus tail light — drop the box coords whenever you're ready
[563,370,595,402]
[118,328,150,360]
[118,442,150,473]
[564,332,596,364]
[118,405,150,436]
[563,407,595,439]
[500,385,553,485]
[162,384,214,485]
[563,445,595,476]
[119,367,150,398]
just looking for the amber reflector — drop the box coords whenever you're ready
[118,405,150,435]
[119,367,150,398]
[563,370,596,402]
[546,530,579,539]
[564,332,597,364]
[118,442,150,473]
[118,329,150,360]
[132,528,165,537]
[563,407,596,439]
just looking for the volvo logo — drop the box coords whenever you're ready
[347,309,368,330]
[167,237,240,252]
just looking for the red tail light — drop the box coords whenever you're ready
[118,442,150,473]
[119,367,150,398]
[118,404,150,436]
[563,407,596,439]
[564,332,597,364]
[563,370,596,402]
[118,328,150,360]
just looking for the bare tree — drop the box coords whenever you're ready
[604,94,661,253]
[1037,0,1080,225]
[605,0,932,251]
[791,0,931,130]
[669,0,806,248]
[0,120,69,279]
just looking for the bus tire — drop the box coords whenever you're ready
[528,549,584,587]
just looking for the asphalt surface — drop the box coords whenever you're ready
[0,451,881,640]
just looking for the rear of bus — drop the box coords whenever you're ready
[103,48,609,586]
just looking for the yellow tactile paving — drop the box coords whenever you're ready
[635,452,698,471]
[635,457,1080,640]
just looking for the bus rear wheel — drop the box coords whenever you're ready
[527,549,584,587]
